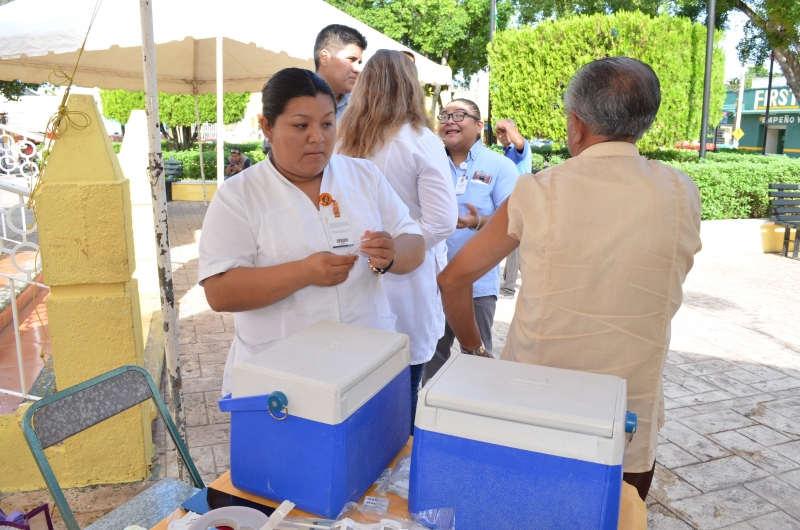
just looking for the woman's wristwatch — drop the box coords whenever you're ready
[368,253,396,275]
[460,342,489,357]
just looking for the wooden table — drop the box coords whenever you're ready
[152,439,413,530]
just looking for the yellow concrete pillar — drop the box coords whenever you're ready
[32,94,150,486]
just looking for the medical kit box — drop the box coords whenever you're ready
[409,353,634,530]
[219,320,411,518]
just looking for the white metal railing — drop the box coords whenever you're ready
[0,133,46,401]
[198,123,218,141]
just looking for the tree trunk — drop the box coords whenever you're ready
[176,125,193,151]
[160,123,179,152]
[170,126,180,151]
[429,49,450,120]
[773,47,800,106]
[736,0,800,105]
[430,85,442,119]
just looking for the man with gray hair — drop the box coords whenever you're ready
[437,56,702,501]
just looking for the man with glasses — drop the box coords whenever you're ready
[422,98,519,383]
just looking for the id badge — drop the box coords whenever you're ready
[326,213,356,248]
[455,175,468,195]
[455,162,468,195]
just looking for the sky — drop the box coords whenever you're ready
[721,10,782,82]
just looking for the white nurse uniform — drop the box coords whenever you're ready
[198,154,421,395]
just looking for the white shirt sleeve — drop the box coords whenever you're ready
[370,163,422,240]
[411,131,458,250]
[197,183,257,285]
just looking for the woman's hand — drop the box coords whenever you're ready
[302,251,359,286]
[360,230,395,269]
[457,203,480,229]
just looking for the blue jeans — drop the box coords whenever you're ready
[410,363,424,435]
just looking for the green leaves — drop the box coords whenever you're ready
[488,12,726,149]
[326,0,514,81]
[0,80,45,101]
[98,89,250,127]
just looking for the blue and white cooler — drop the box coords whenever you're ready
[219,320,411,518]
[409,353,635,530]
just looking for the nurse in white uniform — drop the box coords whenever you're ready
[337,50,457,423]
[199,68,425,395]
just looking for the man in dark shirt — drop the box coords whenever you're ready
[224,148,251,180]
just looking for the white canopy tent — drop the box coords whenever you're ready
[0,0,452,92]
[0,0,453,182]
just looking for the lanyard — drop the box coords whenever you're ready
[319,193,341,217]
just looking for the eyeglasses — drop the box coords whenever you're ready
[437,111,480,124]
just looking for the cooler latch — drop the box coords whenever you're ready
[625,411,637,442]
[268,391,289,421]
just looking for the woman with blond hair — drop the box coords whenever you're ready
[338,50,457,425]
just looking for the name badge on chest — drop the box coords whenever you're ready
[326,213,356,248]
[319,193,355,249]
[455,162,468,195]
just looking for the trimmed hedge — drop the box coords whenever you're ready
[669,158,800,220]
[162,145,266,179]
[488,144,800,220]
[488,12,726,150]
[118,140,797,221]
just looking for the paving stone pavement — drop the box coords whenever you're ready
[157,203,800,529]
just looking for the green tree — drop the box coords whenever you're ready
[0,80,43,101]
[731,0,799,103]
[516,0,798,106]
[99,89,145,127]
[743,63,781,87]
[326,0,514,114]
[514,0,664,22]
[489,12,726,148]
[99,90,250,150]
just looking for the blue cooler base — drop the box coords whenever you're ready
[220,367,410,518]
[409,429,622,530]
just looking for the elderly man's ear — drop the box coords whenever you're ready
[568,112,588,143]
[567,112,594,156]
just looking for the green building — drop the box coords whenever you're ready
[723,83,800,157]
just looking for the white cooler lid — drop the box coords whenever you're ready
[232,320,409,425]
[422,354,622,438]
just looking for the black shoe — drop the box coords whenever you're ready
[499,292,515,300]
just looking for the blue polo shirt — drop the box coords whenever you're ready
[504,139,532,174]
[336,93,350,119]
[446,139,519,298]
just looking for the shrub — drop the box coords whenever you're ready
[488,12,726,150]
[161,144,267,179]
[669,158,800,220]
[490,144,799,220]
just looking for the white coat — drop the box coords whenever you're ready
[367,124,457,365]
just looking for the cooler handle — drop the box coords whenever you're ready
[625,411,637,442]
[268,391,289,421]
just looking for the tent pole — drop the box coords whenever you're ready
[698,0,716,159]
[194,88,208,207]
[138,0,187,481]
[217,36,224,186]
